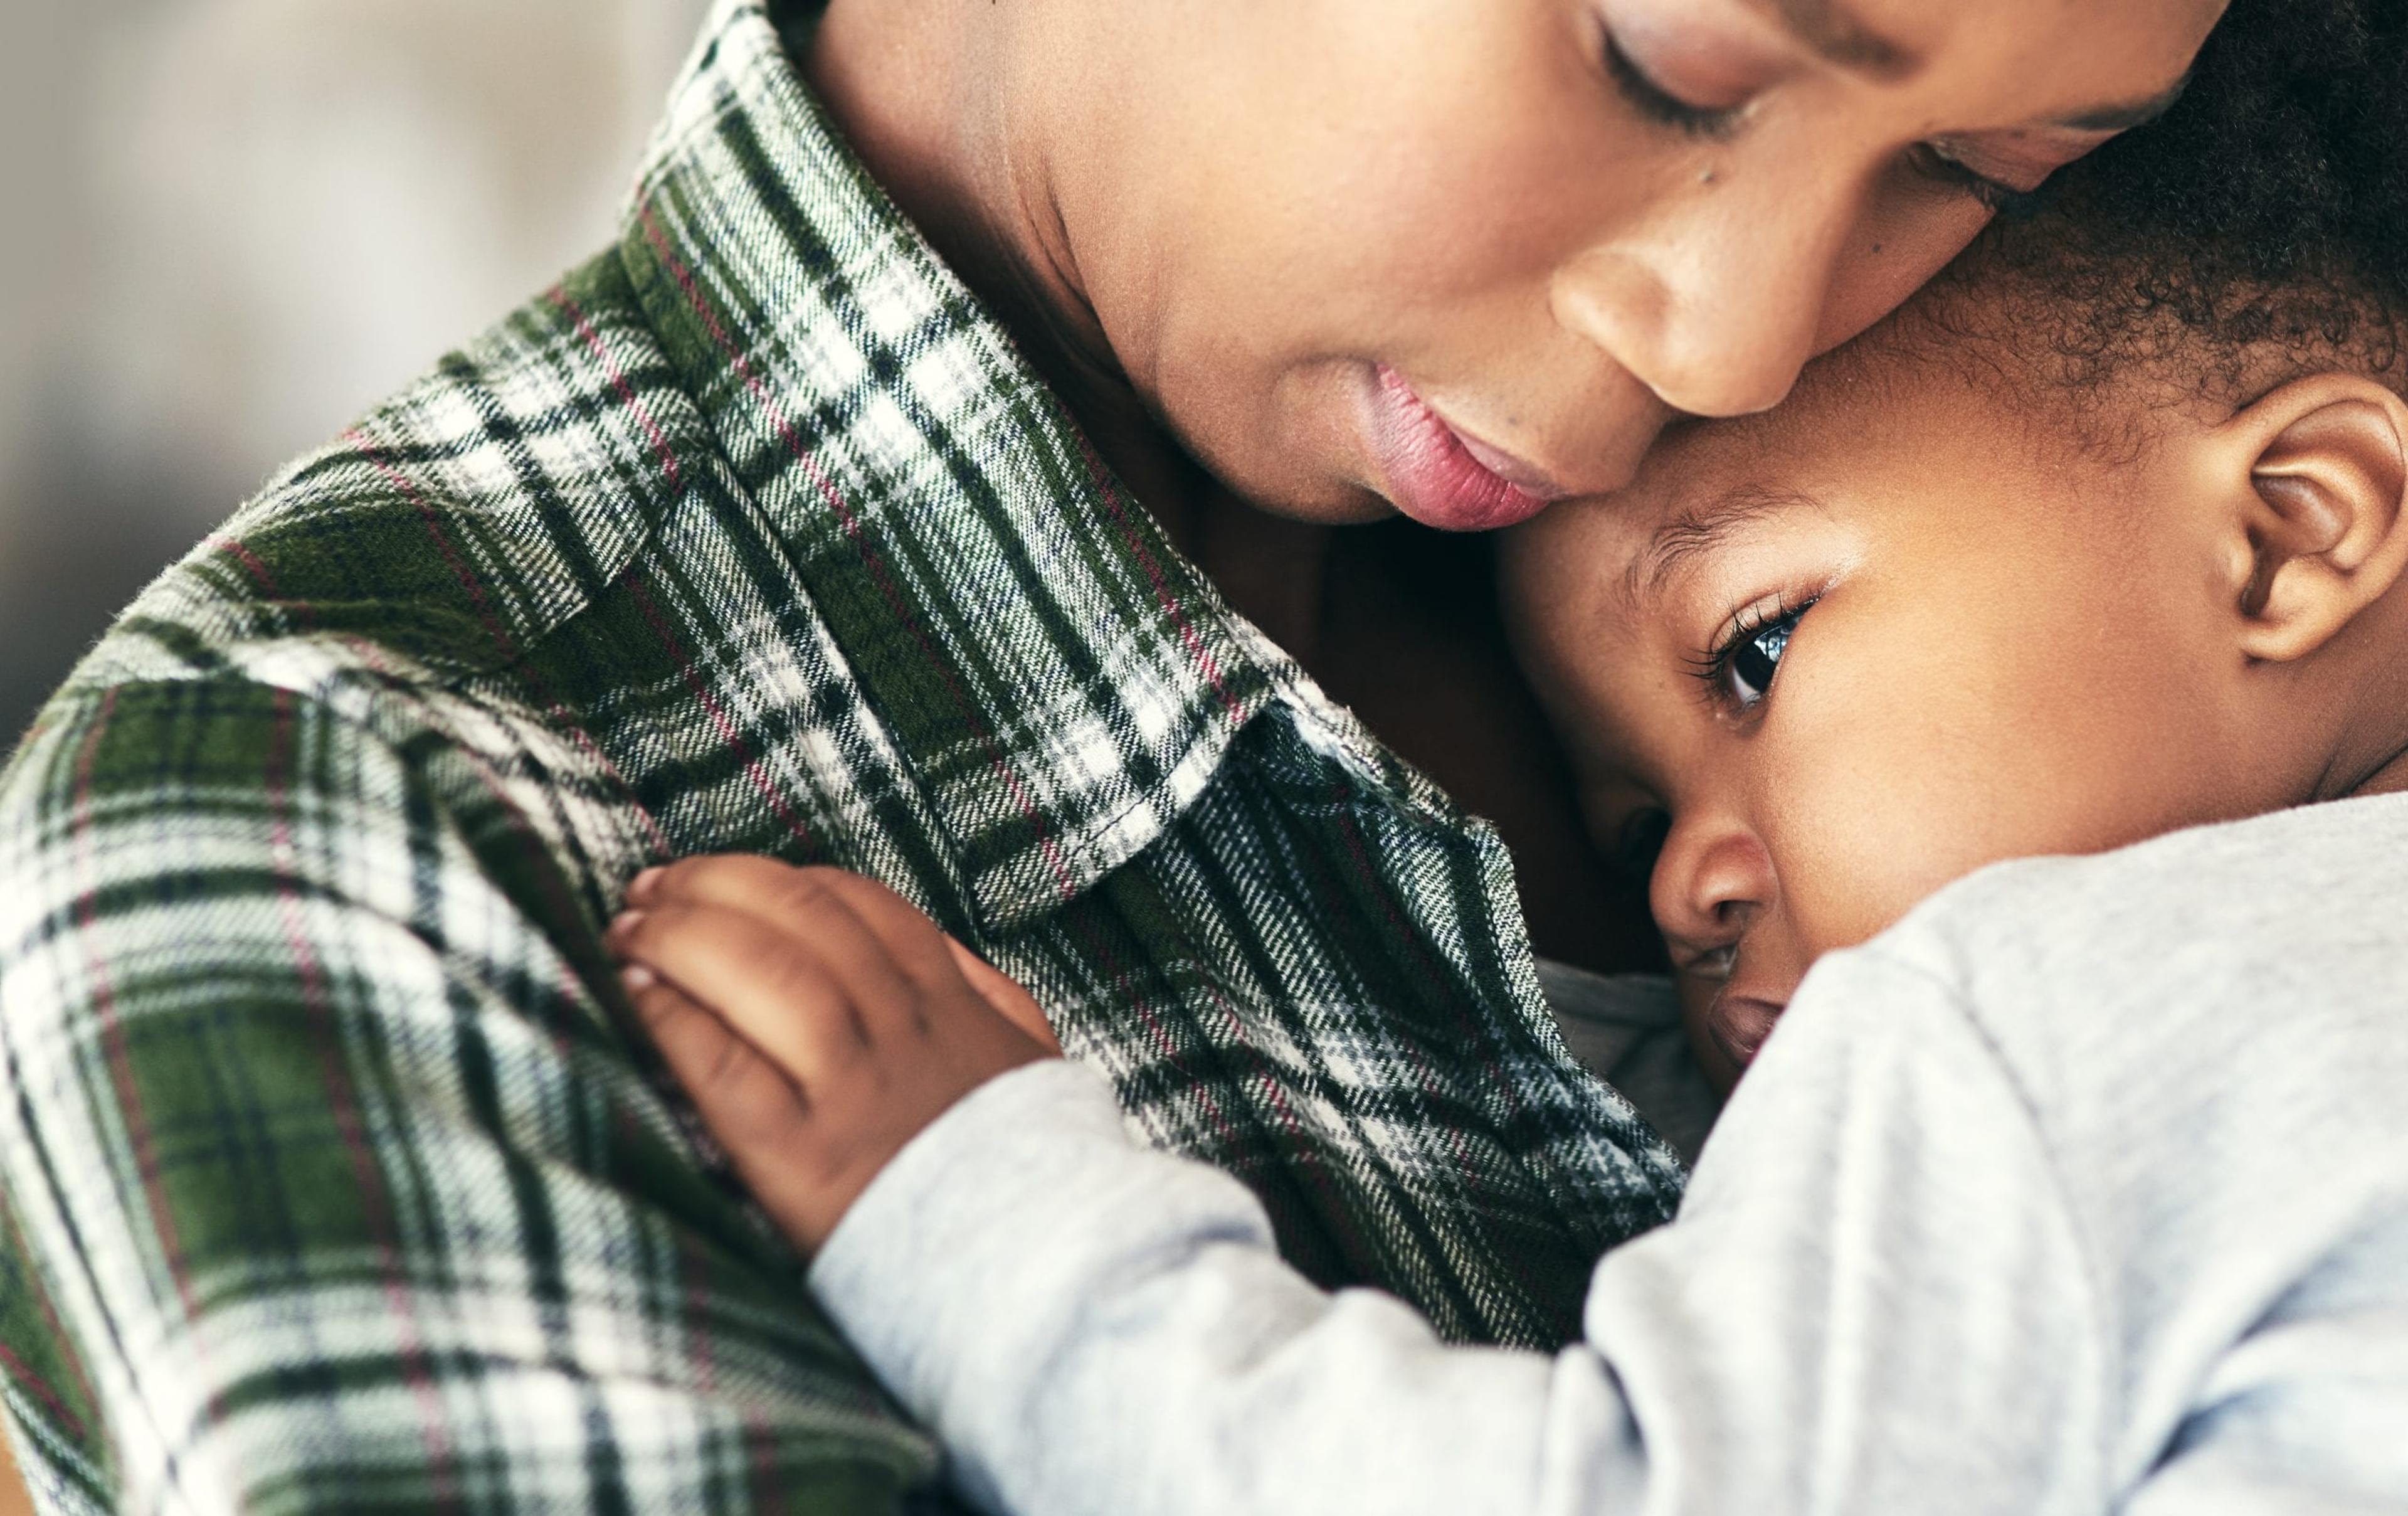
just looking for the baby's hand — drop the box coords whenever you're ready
[608,857,1061,1253]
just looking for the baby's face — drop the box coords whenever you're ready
[1502,350,2258,1086]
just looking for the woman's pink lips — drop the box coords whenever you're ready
[1365,364,1559,531]
[1451,426,1571,501]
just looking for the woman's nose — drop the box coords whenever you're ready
[1650,813,1779,956]
[1550,172,1864,420]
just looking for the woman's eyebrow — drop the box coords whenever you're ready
[1626,484,1819,602]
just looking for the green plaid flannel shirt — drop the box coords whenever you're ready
[0,3,1684,1509]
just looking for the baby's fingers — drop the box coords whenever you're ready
[630,855,826,917]
[630,858,916,956]
[623,969,842,1247]
[629,859,944,1019]
[610,903,870,1084]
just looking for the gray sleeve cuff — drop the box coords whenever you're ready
[808,1057,1279,1452]
[811,1056,1139,1317]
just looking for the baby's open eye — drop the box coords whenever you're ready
[1704,596,1815,711]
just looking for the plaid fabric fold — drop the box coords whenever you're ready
[0,3,1684,1509]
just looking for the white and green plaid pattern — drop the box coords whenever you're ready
[0,3,1684,1509]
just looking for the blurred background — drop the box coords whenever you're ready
[0,8,694,1500]
[0,0,712,744]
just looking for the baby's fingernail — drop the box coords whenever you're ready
[620,963,657,992]
[610,909,646,940]
[629,866,665,902]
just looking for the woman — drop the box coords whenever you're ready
[0,0,2221,1510]
[790,0,2214,969]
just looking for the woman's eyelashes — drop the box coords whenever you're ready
[1603,28,1746,140]
[1694,596,1816,711]
[1598,12,2060,218]
[1904,142,2055,217]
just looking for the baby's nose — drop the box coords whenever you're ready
[1650,815,1778,953]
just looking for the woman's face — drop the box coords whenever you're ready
[1054,0,2219,529]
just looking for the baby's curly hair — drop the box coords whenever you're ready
[1908,0,2407,412]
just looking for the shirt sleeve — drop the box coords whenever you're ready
[811,949,2112,1516]
[0,680,935,1513]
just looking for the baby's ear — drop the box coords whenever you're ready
[2203,374,2408,663]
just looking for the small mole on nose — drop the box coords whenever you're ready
[1699,167,1717,186]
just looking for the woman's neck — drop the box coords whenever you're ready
[802,0,1332,653]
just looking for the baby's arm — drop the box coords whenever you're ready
[610,859,2105,1516]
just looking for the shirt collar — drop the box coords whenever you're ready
[621,0,1283,934]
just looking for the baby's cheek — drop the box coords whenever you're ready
[1761,755,2006,962]
[1769,723,2195,963]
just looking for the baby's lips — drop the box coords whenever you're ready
[1709,992,1788,1069]
[1679,942,1737,982]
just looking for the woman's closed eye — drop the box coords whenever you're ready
[1603,28,1747,139]
[1904,141,2056,218]
[1694,595,1816,711]
[1593,2,1770,141]
[1596,2,2081,215]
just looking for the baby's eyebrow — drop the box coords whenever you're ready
[1625,484,1820,603]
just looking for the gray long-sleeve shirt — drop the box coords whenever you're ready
[813,794,2408,1515]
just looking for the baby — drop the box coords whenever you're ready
[1502,258,2408,1093]
[605,135,2408,1516]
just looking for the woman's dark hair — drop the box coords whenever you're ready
[1940,0,2408,395]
